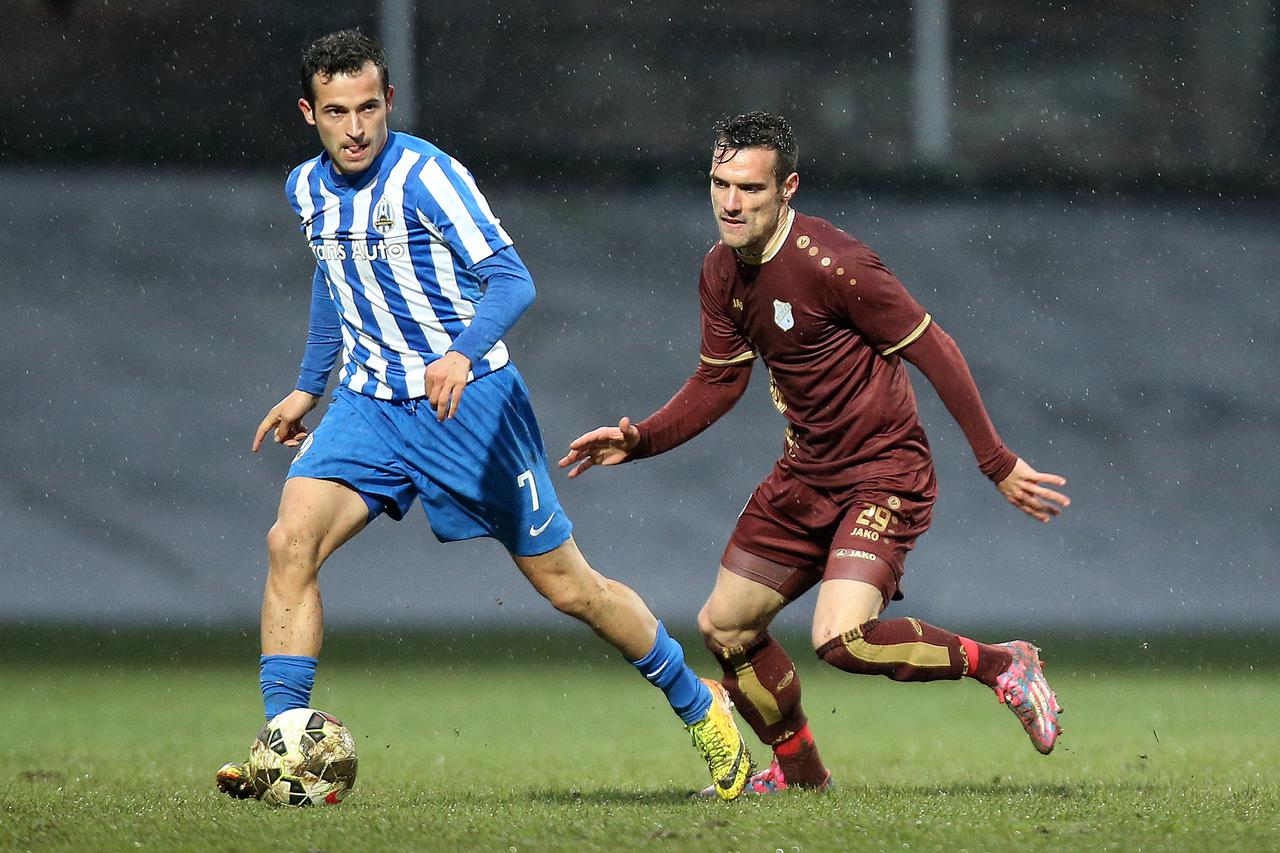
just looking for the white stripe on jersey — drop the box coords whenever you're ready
[349,170,426,399]
[428,240,473,324]
[314,178,395,398]
[419,158,495,265]
[448,157,513,246]
[326,260,393,397]
[426,241,476,381]
[294,160,317,233]
[424,163,511,373]
[382,150,454,397]
[294,164,379,396]
[484,339,511,373]
[444,156,512,370]
[339,326,368,393]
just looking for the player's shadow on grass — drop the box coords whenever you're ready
[528,788,699,806]
[897,781,1096,799]
[530,782,1102,805]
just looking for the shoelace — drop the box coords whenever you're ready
[995,660,1028,705]
[692,717,736,766]
[998,670,1049,732]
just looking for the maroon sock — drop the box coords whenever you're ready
[817,618,1012,686]
[960,635,1015,687]
[706,632,806,745]
[705,632,828,786]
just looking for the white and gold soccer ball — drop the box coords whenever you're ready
[247,708,358,806]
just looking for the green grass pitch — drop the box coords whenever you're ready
[2,627,1277,851]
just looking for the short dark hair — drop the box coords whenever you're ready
[300,29,390,103]
[712,112,799,186]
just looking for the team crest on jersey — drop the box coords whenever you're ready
[773,299,795,331]
[373,198,396,234]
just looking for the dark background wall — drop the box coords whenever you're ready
[1,1,1276,630]
[6,1,1278,189]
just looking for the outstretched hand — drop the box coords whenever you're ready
[996,457,1070,523]
[252,389,320,452]
[558,417,640,478]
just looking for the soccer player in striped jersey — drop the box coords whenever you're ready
[562,112,1070,795]
[216,30,753,801]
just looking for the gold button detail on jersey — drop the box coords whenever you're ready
[849,277,858,286]
[821,257,832,267]
[808,246,819,257]
[796,235,811,249]
[836,267,844,276]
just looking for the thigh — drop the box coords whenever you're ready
[287,389,418,521]
[722,463,842,603]
[403,367,573,555]
[825,472,935,607]
[701,565,789,643]
[811,579,885,649]
[272,476,372,565]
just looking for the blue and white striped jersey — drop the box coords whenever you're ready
[285,131,515,400]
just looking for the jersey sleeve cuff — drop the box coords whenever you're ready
[881,313,932,356]
[980,447,1019,483]
[445,342,483,366]
[629,422,654,461]
[699,350,756,366]
[295,369,328,397]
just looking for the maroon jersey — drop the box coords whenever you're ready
[698,211,935,492]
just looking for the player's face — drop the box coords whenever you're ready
[299,62,394,175]
[709,146,799,254]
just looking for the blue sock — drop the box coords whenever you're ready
[259,654,317,721]
[629,622,713,726]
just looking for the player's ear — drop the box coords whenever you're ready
[782,172,799,201]
[299,98,317,126]
[385,84,395,113]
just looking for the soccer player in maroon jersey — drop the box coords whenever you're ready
[561,111,1070,794]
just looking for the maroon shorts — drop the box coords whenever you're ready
[722,461,936,606]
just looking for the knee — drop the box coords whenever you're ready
[265,520,322,585]
[812,623,850,654]
[537,570,600,621]
[814,618,876,665]
[516,544,609,622]
[810,586,883,652]
[697,601,761,652]
[695,607,718,643]
[814,632,842,665]
[543,583,589,619]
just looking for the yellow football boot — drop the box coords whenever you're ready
[686,678,754,800]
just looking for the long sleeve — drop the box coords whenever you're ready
[631,362,752,459]
[448,245,536,365]
[295,268,342,396]
[900,322,1018,482]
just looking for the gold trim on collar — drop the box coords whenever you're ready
[735,208,796,266]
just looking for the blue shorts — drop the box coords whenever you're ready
[287,366,573,556]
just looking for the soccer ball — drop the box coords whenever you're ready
[247,708,358,806]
